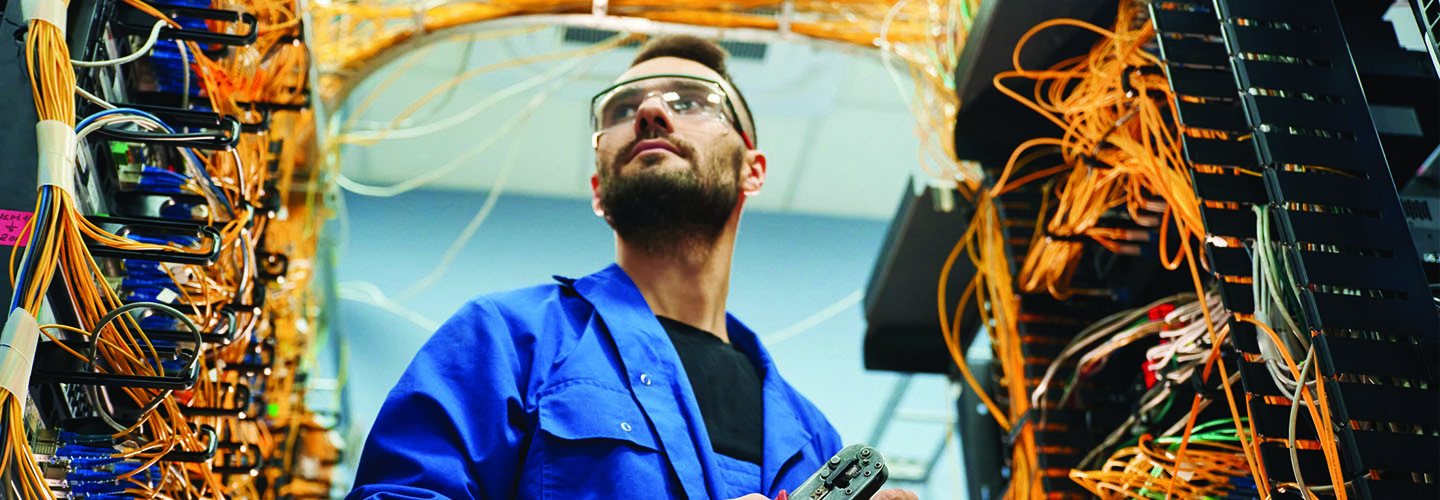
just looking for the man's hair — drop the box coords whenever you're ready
[631,35,757,146]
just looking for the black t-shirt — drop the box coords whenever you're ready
[656,316,764,465]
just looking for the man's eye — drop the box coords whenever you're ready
[671,99,703,113]
[609,105,637,122]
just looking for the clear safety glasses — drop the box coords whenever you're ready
[590,74,752,148]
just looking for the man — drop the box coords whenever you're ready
[348,35,916,500]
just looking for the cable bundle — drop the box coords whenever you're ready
[936,4,1266,499]
[9,0,337,496]
[312,0,985,189]
[989,0,1203,299]
[1234,204,1348,499]
[1071,422,1257,500]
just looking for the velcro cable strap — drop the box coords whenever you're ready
[36,120,78,196]
[0,310,40,403]
[21,0,67,35]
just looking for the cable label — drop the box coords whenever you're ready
[0,211,34,247]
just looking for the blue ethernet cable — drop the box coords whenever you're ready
[122,261,168,278]
[68,468,162,484]
[158,201,201,220]
[120,277,179,290]
[67,456,126,468]
[77,109,234,215]
[140,166,188,181]
[56,444,119,458]
[111,462,160,477]
[70,482,126,495]
[57,431,114,445]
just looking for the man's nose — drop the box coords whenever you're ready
[633,97,674,137]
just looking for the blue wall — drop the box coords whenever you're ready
[335,189,965,498]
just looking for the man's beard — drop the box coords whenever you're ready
[598,138,744,257]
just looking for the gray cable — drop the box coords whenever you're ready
[84,302,203,432]
[1288,347,1317,496]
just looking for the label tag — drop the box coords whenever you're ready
[0,210,35,247]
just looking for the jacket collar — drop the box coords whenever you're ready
[562,264,814,498]
[725,314,814,495]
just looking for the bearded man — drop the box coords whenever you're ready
[348,35,916,500]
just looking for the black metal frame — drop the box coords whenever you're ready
[1154,1,1440,498]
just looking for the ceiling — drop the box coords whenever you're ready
[335,25,930,220]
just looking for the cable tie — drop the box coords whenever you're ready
[1188,366,1223,401]
[1039,225,1088,243]
[1004,409,1038,445]
[0,309,40,403]
[36,120,78,196]
[1079,154,1115,171]
[1121,65,1167,99]
[20,0,67,35]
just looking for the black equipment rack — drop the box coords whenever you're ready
[1152,1,1440,498]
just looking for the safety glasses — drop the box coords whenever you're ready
[590,74,752,149]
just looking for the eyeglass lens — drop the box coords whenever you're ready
[595,79,728,131]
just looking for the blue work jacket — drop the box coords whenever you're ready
[347,264,843,500]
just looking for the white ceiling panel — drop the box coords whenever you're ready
[743,113,814,212]
[836,54,915,110]
[342,96,590,198]
[335,24,931,220]
[787,107,919,218]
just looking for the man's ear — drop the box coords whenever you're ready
[590,172,604,216]
[740,150,767,197]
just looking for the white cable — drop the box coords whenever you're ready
[77,87,116,109]
[337,53,597,198]
[1030,295,1189,407]
[384,38,477,131]
[338,47,595,142]
[231,148,247,200]
[392,126,524,302]
[878,0,915,110]
[336,95,535,197]
[1252,205,1314,395]
[337,281,441,332]
[73,20,165,67]
[75,115,166,144]
[1145,293,1227,374]
[1287,347,1317,495]
[177,40,191,110]
[77,114,227,213]
[761,289,863,346]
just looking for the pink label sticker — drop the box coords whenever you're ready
[0,210,35,247]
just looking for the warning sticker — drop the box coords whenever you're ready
[0,210,35,247]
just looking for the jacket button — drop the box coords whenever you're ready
[621,422,633,432]
[639,373,652,386]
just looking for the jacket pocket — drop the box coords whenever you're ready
[537,380,659,451]
[533,380,680,499]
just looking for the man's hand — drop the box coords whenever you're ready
[871,490,919,500]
